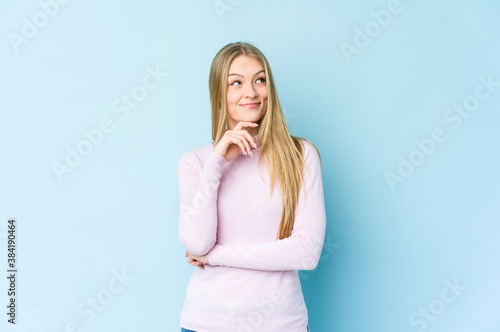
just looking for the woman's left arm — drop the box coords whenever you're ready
[205,140,327,271]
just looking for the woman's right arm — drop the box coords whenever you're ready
[177,150,228,256]
[178,122,258,258]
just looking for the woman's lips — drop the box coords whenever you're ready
[240,103,260,109]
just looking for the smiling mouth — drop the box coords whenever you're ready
[240,103,261,109]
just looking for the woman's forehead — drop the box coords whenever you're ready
[229,56,264,76]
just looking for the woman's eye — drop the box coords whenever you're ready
[230,78,265,86]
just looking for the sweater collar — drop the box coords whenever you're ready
[252,133,259,150]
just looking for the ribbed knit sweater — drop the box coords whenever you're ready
[177,133,326,332]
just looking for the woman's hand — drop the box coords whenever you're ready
[213,121,259,162]
[185,251,209,269]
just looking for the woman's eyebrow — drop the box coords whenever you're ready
[228,70,265,77]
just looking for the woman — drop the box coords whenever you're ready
[177,41,326,332]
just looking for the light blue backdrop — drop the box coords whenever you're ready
[1,0,499,331]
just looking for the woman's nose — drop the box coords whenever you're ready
[243,83,258,98]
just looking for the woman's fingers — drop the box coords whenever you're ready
[232,122,258,155]
[233,121,258,131]
[227,132,252,156]
[240,130,257,149]
[213,121,258,161]
[186,252,206,269]
[236,130,256,155]
[227,129,258,156]
[187,254,198,264]
[224,132,245,155]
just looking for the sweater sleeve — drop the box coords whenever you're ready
[207,140,327,271]
[177,149,228,256]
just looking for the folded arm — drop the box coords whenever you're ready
[177,150,228,256]
[207,140,327,271]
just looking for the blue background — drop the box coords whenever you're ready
[1,0,499,331]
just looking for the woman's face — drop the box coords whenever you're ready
[226,55,268,131]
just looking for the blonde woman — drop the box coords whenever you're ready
[177,41,326,332]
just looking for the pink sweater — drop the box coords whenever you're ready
[177,133,326,332]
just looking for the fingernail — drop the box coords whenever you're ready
[250,151,253,157]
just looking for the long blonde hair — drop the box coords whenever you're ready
[209,41,322,240]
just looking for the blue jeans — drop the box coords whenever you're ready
[181,325,310,331]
